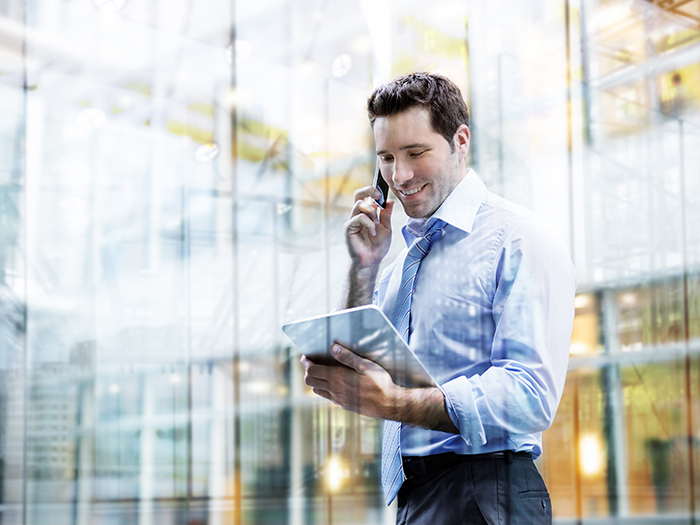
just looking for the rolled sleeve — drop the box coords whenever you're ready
[441,215,576,447]
[439,377,487,447]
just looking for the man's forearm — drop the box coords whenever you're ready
[338,263,381,309]
[304,341,459,434]
[391,386,459,434]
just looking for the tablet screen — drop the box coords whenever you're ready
[282,305,434,388]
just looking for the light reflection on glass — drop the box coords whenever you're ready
[579,433,605,477]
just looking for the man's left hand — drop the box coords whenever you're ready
[300,344,402,421]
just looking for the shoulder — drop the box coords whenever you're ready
[477,192,535,229]
[477,192,564,250]
[474,193,574,279]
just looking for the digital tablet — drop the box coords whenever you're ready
[282,305,435,388]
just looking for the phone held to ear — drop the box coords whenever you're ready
[372,160,390,209]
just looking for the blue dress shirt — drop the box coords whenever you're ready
[374,169,577,458]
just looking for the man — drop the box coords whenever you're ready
[301,72,576,524]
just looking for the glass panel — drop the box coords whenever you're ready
[1,0,699,524]
[0,4,28,525]
[622,360,694,514]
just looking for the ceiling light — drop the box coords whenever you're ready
[331,53,352,79]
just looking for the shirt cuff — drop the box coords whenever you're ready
[439,376,487,447]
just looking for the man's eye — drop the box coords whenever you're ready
[409,151,425,158]
[380,156,393,163]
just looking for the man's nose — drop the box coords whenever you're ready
[392,160,414,186]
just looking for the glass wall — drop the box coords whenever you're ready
[0,0,698,523]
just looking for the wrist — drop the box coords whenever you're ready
[396,387,430,423]
[340,262,381,309]
[389,386,459,434]
[349,260,381,279]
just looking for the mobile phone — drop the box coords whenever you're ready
[372,160,390,209]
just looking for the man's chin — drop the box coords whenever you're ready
[403,204,436,219]
[395,190,438,218]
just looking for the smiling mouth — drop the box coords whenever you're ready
[399,184,426,197]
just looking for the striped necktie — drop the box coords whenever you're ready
[381,217,446,506]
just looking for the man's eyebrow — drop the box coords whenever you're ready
[376,143,431,155]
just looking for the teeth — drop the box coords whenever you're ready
[401,185,424,196]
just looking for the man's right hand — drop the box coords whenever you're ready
[345,186,394,269]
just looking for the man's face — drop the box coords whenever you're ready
[373,107,469,219]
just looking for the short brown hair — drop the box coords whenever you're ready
[366,73,470,151]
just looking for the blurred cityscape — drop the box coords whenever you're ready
[1,0,699,523]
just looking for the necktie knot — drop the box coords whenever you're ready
[407,218,447,260]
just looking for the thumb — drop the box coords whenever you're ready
[331,343,364,372]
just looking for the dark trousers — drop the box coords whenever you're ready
[395,453,552,525]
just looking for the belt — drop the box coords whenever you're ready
[402,451,533,480]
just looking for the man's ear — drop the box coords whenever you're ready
[454,124,470,159]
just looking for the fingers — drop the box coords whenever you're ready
[300,349,395,418]
[349,185,386,224]
[300,355,330,385]
[301,354,352,393]
[311,386,332,401]
[346,195,395,239]
[353,185,382,204]
[301,348,364,386]
[346,212,379,237]
[349,194,380,224]
[300,353,357,411]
